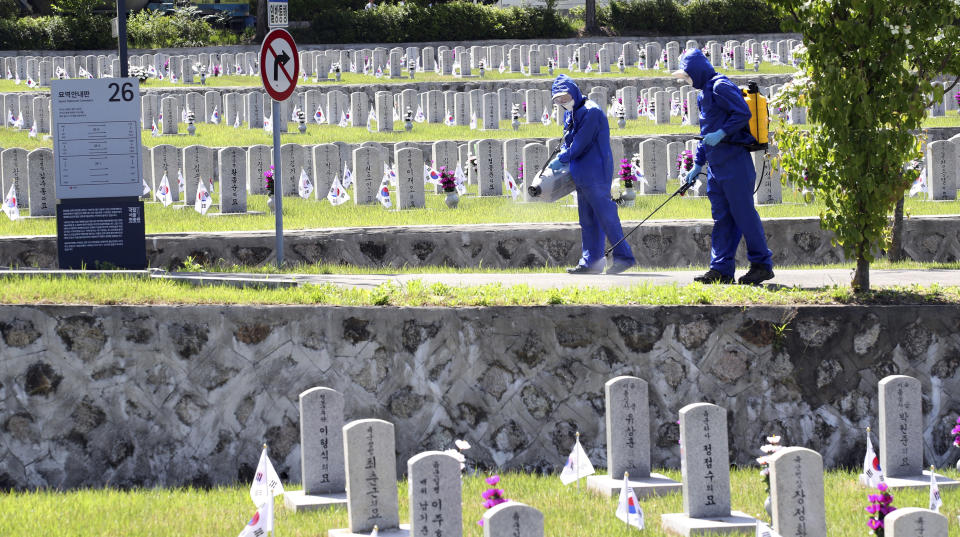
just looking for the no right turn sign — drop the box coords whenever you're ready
[259,28,299,102]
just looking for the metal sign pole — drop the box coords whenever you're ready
[272,99,283,267]
[117,0,128,78]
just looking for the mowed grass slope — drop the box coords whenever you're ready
[0,469,957,537]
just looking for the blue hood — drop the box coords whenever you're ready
[552,74,585,108]
[680,48,716,90]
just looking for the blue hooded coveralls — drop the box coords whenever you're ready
[682,49,773,277]
[552,74,635,270]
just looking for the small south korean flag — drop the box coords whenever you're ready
[559,433,595,485]
[2,184,19,221]
[298,168,314,199]
[194,179,212,215]
[929,466,943,513]
[615,473,644,530]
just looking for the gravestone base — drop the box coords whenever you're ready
[207,210,264,217]
[661,510,758,536]
[328,523,410,537]
[586,473,681,498]
[283,490,347,512]
[870,471,960,491]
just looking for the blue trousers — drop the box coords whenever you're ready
[705,150,773,277]
[575,181,635,268]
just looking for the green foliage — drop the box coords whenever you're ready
[0,0,19,19]
[572,0,781,35]
[0,15,113,50]
[769,0,960,290]
[127,6,215,48]
[50,0,108,17]
[295,1,575,44]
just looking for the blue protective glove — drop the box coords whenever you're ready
[685,164,703,185]
[702,129,726,147]
[548,158,564,171]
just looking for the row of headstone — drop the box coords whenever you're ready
[2,93,51,132]
[0,147,54,216]
[290,374,955,537]
[146,144,247,214]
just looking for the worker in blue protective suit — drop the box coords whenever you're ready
[673,49,774,285]
[547,74,636,275]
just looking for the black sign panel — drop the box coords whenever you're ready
[56,197,146,269]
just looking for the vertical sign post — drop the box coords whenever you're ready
[51,79,146,269]
[260,28,298,267]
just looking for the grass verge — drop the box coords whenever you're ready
[2,274,960,306]
[0,468,956,537]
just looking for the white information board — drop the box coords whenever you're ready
[51,78,143,199]
[268,0,288,28]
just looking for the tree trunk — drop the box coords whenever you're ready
[888,196,905,262]
[853,253,870,292]
[256,0,268,42]
[584,0,599,35]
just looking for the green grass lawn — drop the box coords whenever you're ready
[0,115,701,151]
[0,468,957,537]
[0,64,800,94]
[2,180,960,237]
[2,273,960,306]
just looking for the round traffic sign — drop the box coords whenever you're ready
[260,28,300,102]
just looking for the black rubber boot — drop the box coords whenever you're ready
[693,269,734,284]
[738,264,775,286]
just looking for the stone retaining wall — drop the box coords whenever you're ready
[1,303,958,489]
[4,216,960,271]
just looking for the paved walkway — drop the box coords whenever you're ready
[6,268,960,289]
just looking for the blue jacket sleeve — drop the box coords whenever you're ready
[558,108,601,164]
[713,80,751,136]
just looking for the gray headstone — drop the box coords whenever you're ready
[298,387,345,494]
[159,97,178,135]
[453,93,468,127]
[426,90,443,124]
[352,146,381,205]
[375,91,392,133]
[679,402,730,518]
[26,148,54,216]
[482,93,499,131]
[754,146,782,205]
[653,91,670,124]
[926,141,956,201]
[181,145,215,203]
[408,452,462,537]
[2,148,27,209]
[395,147,425,209]
[218,147,247,213]
[768,447,826,537]
[524,89,542,125]
[879,375,923,478]
[343,419,400,533]
[885,508,949,537]
[604,376,650,479]
[476,139,503,197]
[141,94,158,130]
[432,141,458,175]
[151,144,182,201]
[350,92,367,128]
[639,139,667,194]
[498,87,512,120]
[246,92,264,129]
[481,502,543,537]
[185,92,204,121]
[247,145,271,195]
[313,144,341,200]
[204,91,222,124]
[327,90,347,126]
[33,96,50,134]
[522,143,548,201]
[421,47,435,72]
[224,92,243,127]
[619,86,638,120]
[280,144,305,197]
[503,139,524,188]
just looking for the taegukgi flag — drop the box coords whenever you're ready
[298,168,313,199]
[930,468,942,512]
[862,429,883,488]
[155,174,173,206]
[2,184,19,221]
[560,435,595,485]
[327,174,350,206]
[250,445,284,532]
[194,179,212,215]
[615,473,643,529]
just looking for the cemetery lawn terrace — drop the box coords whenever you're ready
[1,115,959,153]
[0,64,801,94]
[4,273,960,306]
[0,469,957,537]
[4,181,960,237]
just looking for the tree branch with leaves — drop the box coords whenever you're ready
[768,0,960,291]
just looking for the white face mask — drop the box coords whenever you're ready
[561,100,575,111]
[677,73,693,86]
